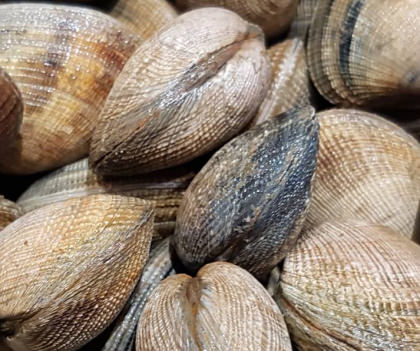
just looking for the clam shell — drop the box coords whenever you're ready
[173,107,318,280]
[250,39,312,126]
[17,158,194,240]
[109,0,177,40]
[102,238,174,351]
[175,0,297,38]
[0,68,22,155]
[276,221,420,350]
[90,7,271,176]
[0,4,140,174]
[308,0,420,109]
[0,194,154,351]
[289,0,318,40]
[136,262,292,350]
[306,109,420,241]
[0,196,22,231]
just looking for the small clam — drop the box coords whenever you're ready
[90,7,271,176]
[175,0,298,38]
[173,107,318,280]
[275,221,420,350]
[0,4,140,174]
[109,0,177,40]
[136,262,292,350]
[0,194,154,351]
[306,109,420,241]
[18,158,194,240]
[0,196,21,231]
[250,38,313,126]
[308,0,420,109]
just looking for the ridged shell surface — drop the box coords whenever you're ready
[173,107,318,280]
[276,221,420,350]
[136,262,292,350]
[90,7,271,176]
[306,109,420,241]
[0,194,154,351]
[176,0,298,38]
[0,4,140,174]
[0,196,22,231]
[289,0,318,40]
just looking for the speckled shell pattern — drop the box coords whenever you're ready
[175,0,298,38]
[0,194,154,351]
[0,68,22,155]
[102,238,174,351]
[109,0,177,40]
[0,196,22,231]
[17,158,194,240]
[306,109,420,241]
[251,39,312,126]
[173,107,319,280]
[136,262,292,351]
[89,7,271,176]
[0,4,140,174]
[276,221,420,350]
[307,0,420,109]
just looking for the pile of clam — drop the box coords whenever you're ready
[0,0,419,350]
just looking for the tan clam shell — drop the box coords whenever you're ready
[90,7,271,176]
[308,0,420,109]
[0,194,154,351]
[0,4,140,174]
[17,158,194,240]
[306,109,420,241]
[250,39,312,126]
[109,0,177,40]
[136,262,292,350]
[0,196,22,231]
[276,221,420,350]
[175,0,297,38]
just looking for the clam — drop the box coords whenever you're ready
[306,109,420,241]
[250,38,312,126]
[175,0,298,38]
[0,4,140,174]
[103,238,174,351]
[17,158,194,240]
[0,196,21,231]
[308,0,420,109]
[136,262,292,350]
[275,220,420,350]
[289,0,318,40]
[90,7,271,176]
[173,107,318,280]
[0,194,154,351]
[0,68,22,156]
[109,0,177,40]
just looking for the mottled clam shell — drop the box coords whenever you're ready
[0,68,22,155]
[90,7,271,176]
[0,196,22,231]
[308,0,420,109]
[306,109,420,241]
[276,221,420,350]
[17,158,194,240]
[102,238,174,351]
[175,0,297,38]
[289,0,318,40]
[109,0,177,40]
[136,262,292,350]
[173,107,319,280]
[0,194,154,351]
[250,39,312,126]
[0,4,140,174]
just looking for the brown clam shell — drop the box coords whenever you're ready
[136,262,292,350]
[0,196,22,231]
[306,109,420,241]
[0,194,154,351]
[90,7,271,176]
[276,221,420,350]
[0,4,140,174]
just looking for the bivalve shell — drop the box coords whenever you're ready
[0,196,21,231]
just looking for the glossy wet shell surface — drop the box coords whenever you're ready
[0,196,22,231]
